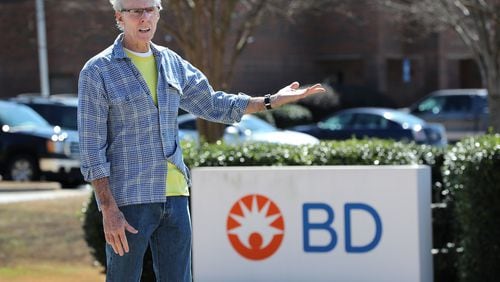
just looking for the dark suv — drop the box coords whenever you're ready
[405,89,488,142]
[11,94,78,131]
[0,100,82,187]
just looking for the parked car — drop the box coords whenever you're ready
[178,114,320,145]
[0,100,82,187]
[403,89,488,142]
[10,93,78,131]
[289,107,447,146]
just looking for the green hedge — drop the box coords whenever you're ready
[182,139,456,281]
[443,134,500,282]
[82,137,500,281]
[182,139,424,167]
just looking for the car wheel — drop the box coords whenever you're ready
[7,155,39,182]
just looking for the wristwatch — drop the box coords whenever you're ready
[264,94,272,110]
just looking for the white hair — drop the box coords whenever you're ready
[109,0,163,12]
[109,0,123,11]
[110,0,163,31]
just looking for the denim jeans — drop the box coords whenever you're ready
[105,196,192,282]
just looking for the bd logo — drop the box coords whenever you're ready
[226,194,285,260]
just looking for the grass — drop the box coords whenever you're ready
[0,264,104,282]
[0,195,105,282]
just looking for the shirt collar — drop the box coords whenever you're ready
[110,34,180,90]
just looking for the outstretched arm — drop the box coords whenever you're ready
[245,82,325,114]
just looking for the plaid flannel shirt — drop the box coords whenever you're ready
[78,34,250,207]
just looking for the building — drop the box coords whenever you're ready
[0,0,481,109]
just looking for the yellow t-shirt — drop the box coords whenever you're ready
[125,48,189,196]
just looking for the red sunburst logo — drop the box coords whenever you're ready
[226,194,285,260]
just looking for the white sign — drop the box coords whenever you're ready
[191,166,432,282]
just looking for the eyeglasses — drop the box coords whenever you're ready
[120,6,162,18]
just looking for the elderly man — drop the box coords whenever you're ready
[78,0,325,281]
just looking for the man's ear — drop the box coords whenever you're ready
[115,11,124,29]
[115,11,122,24]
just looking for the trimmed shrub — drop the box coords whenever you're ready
[183,139,423,167]
[83,138,471,281]
[418,145,457,282]
[183,140,456,281]
[253,104,313,129]
[443,134,500,282]
[82,192,104,267]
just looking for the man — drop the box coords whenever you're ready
[78,0,325,281]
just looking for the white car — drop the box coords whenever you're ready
[178,114,319,145]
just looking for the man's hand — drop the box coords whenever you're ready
[272,81,325,108]
[245,81,325,114]
[91,177,138,256]
[102,207,138,256]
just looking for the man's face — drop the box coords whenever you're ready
[116,0,160,49]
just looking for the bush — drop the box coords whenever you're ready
[418,145,458,282]
[82,193,104,268]
[443,134,500,282]
[253,104,313,129]
[183,138,427,167]
[184,140,456,281]
[84,138,482,281]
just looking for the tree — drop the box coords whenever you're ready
[162,0,335,142]
[376,0,500,132]
[56,0,338,142]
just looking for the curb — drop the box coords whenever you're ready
[0,181,61,191]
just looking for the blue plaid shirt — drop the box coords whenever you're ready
[78,34,250,207]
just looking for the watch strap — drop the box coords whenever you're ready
[264,94,272,110]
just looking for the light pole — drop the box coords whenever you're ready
[36,0,50,97]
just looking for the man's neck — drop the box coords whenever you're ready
[123,37,150,53]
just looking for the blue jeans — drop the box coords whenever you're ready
[105,196,192,282]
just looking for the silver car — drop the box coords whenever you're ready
[178,114,319,145]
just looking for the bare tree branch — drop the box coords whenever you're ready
[161,0,338,142]
[376,0,500,131]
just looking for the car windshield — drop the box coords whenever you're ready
[415,95,472,114]
[237,116,276,132]
[416,96,445,114]
[0,103,50,128]
[28,104,77,130]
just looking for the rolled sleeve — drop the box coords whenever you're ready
[78,65,111,182]
[228,92,251,122]
[81,162,111,181]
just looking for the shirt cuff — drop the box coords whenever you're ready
[81,162,111,182]
[232,92,251,122]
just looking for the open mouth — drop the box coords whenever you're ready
[139,28,151,33]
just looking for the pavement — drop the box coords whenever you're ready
[0,180,61,192]
[0,181,92,204]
